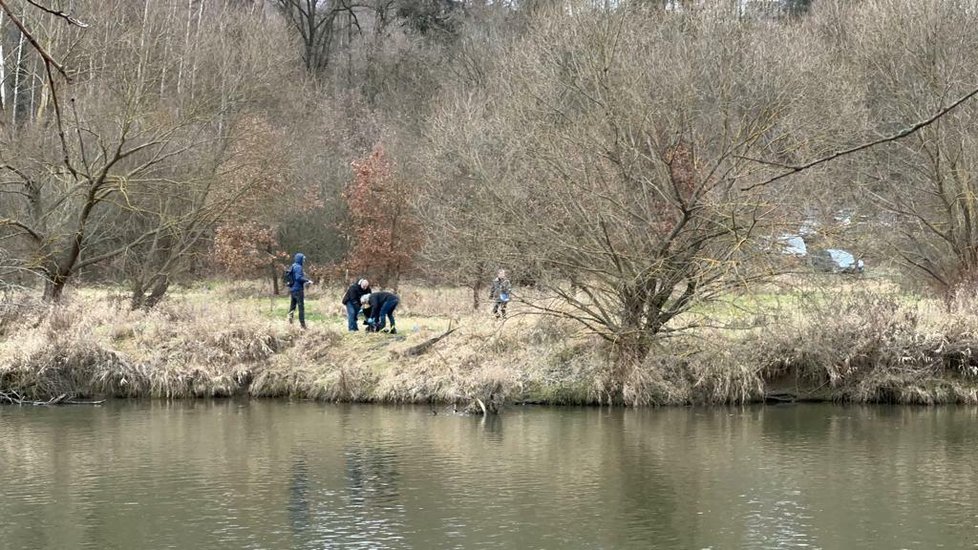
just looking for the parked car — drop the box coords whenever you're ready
[809,249,865,274]
[779,234,807,256]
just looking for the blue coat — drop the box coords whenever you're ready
[289,253,309,293]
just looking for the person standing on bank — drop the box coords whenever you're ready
[287,253,314,329]
[360,291,399,334]
[489,269,512,318]
[341,278,372,332]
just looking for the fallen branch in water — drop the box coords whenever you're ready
[0,390,23,404]
[0,391,104,406]
[63,397,106,405]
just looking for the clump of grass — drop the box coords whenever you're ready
[250,357,377,401]
[0,338,128,399]
[743,291,978,403]
[0,297,128,399]
[683,343,765,405]
[584,339,764,407]
[0,293,308,399]
[0,292,44,339]
[397,285,472,319]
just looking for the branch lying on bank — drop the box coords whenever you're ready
[399,323,457,357]
[0,391,104,406]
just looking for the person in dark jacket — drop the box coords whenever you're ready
[360,291,399,334]
[287,253,313,329]
[341,278,372,332]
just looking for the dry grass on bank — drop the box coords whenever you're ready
[0,282,597,405]
[3,279,978,405]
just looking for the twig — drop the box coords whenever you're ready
[25,0,89,28]
[739,85,978,192]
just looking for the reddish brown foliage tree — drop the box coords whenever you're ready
[342,145,422,290]
[211,114,319,294]
[214,222,289,291]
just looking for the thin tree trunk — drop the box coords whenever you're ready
[28,54,36,121]
[471,280,480,310]
[11,22,23,125]
[95,11,109,97]
[34,8,64,123]
[135,0,150,89]
[0,10,7,113]
[270,263,280,295]
[141,276,170,309]
[159,1,175,96]
[217,64,227,136]
[176,0,193,96]
[188,0,204,101]
[129,280,145,309]
[346,9,353,88]
[471,261,484,310]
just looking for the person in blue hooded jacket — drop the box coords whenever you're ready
[287,253,314,329]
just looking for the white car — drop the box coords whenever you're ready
[810,249,865,274]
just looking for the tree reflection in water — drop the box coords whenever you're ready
[286,443,406,548]
[287,453,311,541]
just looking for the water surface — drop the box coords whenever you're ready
[1,402,976,549]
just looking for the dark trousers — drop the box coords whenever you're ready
[345,302,360,331]
[492,300,508,317]
[376,297,399,330]
[289,289,305,328]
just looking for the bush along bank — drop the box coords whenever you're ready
[3,291,978,407]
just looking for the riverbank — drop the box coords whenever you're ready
[3,281,978,406]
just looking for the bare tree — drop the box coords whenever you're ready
[424,9,855,363]
[842,0,978,301]
[274,0,363,74]
[0,1,305,303]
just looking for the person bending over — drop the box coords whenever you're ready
[361,291,399,334]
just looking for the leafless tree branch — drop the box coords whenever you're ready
[739,84,978,192]
[25,0,89,28]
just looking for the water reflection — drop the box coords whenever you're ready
[2,403,978,549]
[288,453,311,541]
[345,445,400,504]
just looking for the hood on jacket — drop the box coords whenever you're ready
[294,253,305,265]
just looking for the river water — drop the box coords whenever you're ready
[0,402,976,549]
